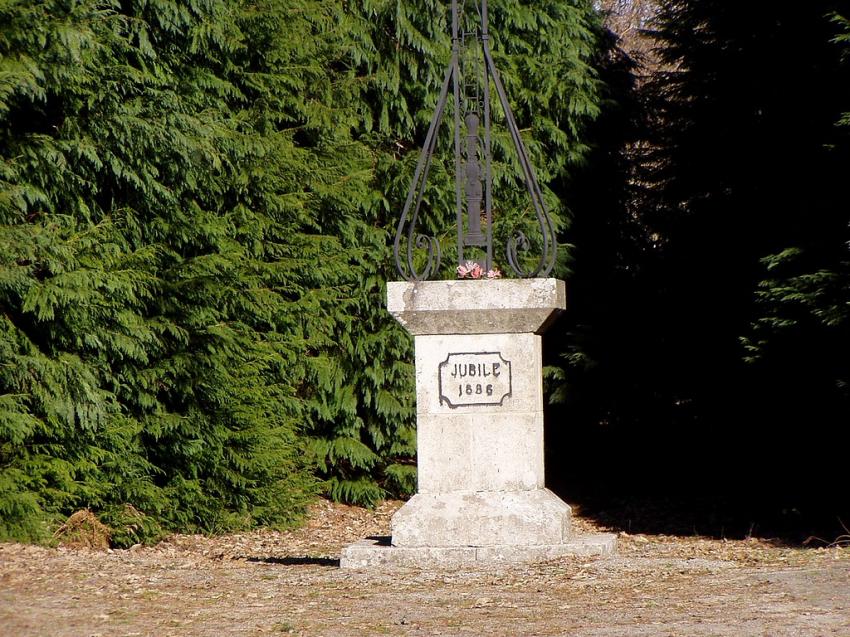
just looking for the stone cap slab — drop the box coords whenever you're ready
[387,278,566,335]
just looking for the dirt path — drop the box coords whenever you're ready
[1,500,848,636]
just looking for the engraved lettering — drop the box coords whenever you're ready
[438,352,512,408]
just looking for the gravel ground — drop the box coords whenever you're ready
[1,499,848,636]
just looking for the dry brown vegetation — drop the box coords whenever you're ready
[598,0,661,69]
[2,499,849,636]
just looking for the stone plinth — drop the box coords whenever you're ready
[391,490,570,547]
[340,279,616,569]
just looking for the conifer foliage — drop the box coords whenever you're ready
[638,1,850,473]
[0,0,371,542]
[349,0,601,276]
[0,0,605,538]
[741,9,850,427]
[546,0,850,510]
[307,0,604,505]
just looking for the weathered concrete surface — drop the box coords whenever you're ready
[415,333,543,414]
[416,412,544,493]
[387,278,566,334]
[391,489,572,547]
[340,533,617,569]
[341,278,610,569]
[414,332,545,493]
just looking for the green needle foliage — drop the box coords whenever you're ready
[546,0,850,511]
[349,0,601,276]
[0,0,373,541]
[306,0,603,505]
[0,0,604,537]
[742,11,850,416]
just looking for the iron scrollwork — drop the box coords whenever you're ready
[393,0,557,281]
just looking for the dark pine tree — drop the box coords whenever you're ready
[550,0,850,539]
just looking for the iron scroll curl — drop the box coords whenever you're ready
[393,0,558,281]
[393,63,454,281]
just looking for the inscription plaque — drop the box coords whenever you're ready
[438,352,512,408]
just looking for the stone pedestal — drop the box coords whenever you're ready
[340,279,615,569]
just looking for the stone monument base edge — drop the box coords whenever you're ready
[339,533,617,570]
[390,488,571,547]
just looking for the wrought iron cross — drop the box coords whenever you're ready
[393,0,557,281]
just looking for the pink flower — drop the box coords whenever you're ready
[457,260,481,278]
[457,261,499,279]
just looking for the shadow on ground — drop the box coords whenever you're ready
[245,556,340,567]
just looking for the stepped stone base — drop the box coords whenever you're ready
[391,489,571,547]
[340,279,618,570]
[340,489,616,570]
[340,534,616,569]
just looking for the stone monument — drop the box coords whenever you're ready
[340,0,616,568]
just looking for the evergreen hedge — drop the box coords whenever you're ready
[0,0,602,541]
[0,0,376,543]
[320,0,602,504]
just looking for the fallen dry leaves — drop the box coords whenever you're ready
[1,499,849,637]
